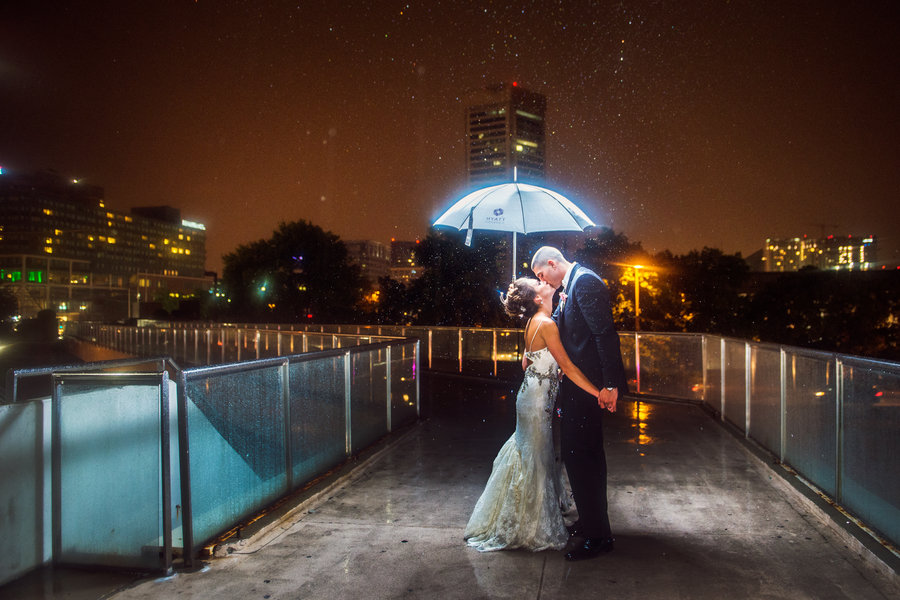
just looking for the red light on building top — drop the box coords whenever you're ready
[512,81,518,87]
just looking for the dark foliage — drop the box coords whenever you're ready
[222,220,363,323]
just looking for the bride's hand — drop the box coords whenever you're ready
[597,388,618,413]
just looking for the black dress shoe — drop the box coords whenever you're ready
[564,536,614,561]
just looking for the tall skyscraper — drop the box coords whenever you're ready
[465,82,547,187]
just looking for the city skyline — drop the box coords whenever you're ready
[1,1,897,273]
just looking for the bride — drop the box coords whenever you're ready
[464,277,609,552]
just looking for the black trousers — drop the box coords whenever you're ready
[559,378,612,539]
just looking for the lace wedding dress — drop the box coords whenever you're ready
[464,343,572,552]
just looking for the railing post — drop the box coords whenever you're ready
[415,339,421,417]
[282,360,292,491]
[344,350,352,455]
[701,335,708,404]
[255,330,261,360]
[720,337,726,420]
[745,341,751,437]
[386,345,392,433]
[236,329,241,362]
[835,356,844,503]
[160,370,173,575]
[176,369,194,568]
[780,347,787,462]
[458,328,463,373]
[634,332,641,394]
[492,330,498,378]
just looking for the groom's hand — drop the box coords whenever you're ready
[597,387,618,413]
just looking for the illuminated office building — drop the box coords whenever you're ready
[465,83,546,186]
[762,235,878,272]
[345,239,391,285]
[389,239,422,284]
[0,169,209,319]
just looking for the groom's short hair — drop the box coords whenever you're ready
[531,246,566,269]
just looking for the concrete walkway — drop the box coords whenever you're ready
[6,375,899,599]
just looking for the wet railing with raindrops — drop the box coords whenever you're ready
[1,321,896,586]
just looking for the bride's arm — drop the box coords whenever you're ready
[539,320,603,401]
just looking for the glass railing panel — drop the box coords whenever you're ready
[306,333,328,352]
[185,365,288,548]
[0,399,45,583]
[257,332,276,359]
[619,333,636,389]
[430,328,459,373]
[391,342,418,427]
[56,376,165,570]
[705,336,723,411]
[723,340,747,429]
[221,329,240,364]
[461,328,494,377]
[288,356,346,486]
[496,329,524,381]
[840,359,900,545]
[350,349,388,453]
[283,332,303,355]
[749,346,782,453]
[637,334,703,400]
[784,351,836,496]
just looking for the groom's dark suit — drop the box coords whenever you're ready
[554,263,628,540]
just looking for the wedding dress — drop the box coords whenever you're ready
[464,329,572,552]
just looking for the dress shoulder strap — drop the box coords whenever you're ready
[528,319,544,351]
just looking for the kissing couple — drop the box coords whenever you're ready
[464,246,629,561]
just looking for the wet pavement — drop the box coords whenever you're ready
[3,374,898,599]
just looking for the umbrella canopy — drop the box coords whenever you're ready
[433,182,595,236]
[432,182,597,280]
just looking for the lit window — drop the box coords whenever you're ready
[43,208,53,216]
[44,246,53,254]
[107,237,116,244]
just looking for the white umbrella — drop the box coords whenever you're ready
[433,181,596,280]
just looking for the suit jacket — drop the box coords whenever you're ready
[554,263,629,392]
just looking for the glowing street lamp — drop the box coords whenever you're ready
[632,265,645,332]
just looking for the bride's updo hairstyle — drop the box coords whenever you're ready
[500,277,540,320]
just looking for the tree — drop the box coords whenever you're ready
[748,270,900,359]
[663,248,750,336]
[222,220,363,323]
[409,229,507,327]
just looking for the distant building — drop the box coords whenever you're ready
[762,235,878,272]
[464,82,547,187]
[345,239,390,286]
[0,169,210,320]
[390,239,422,284]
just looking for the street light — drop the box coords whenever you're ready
[632,265,645,332]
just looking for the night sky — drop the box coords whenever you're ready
[2,1,897,273]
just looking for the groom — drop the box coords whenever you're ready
[532,246,628,561]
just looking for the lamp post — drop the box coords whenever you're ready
[632,265,644,332]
